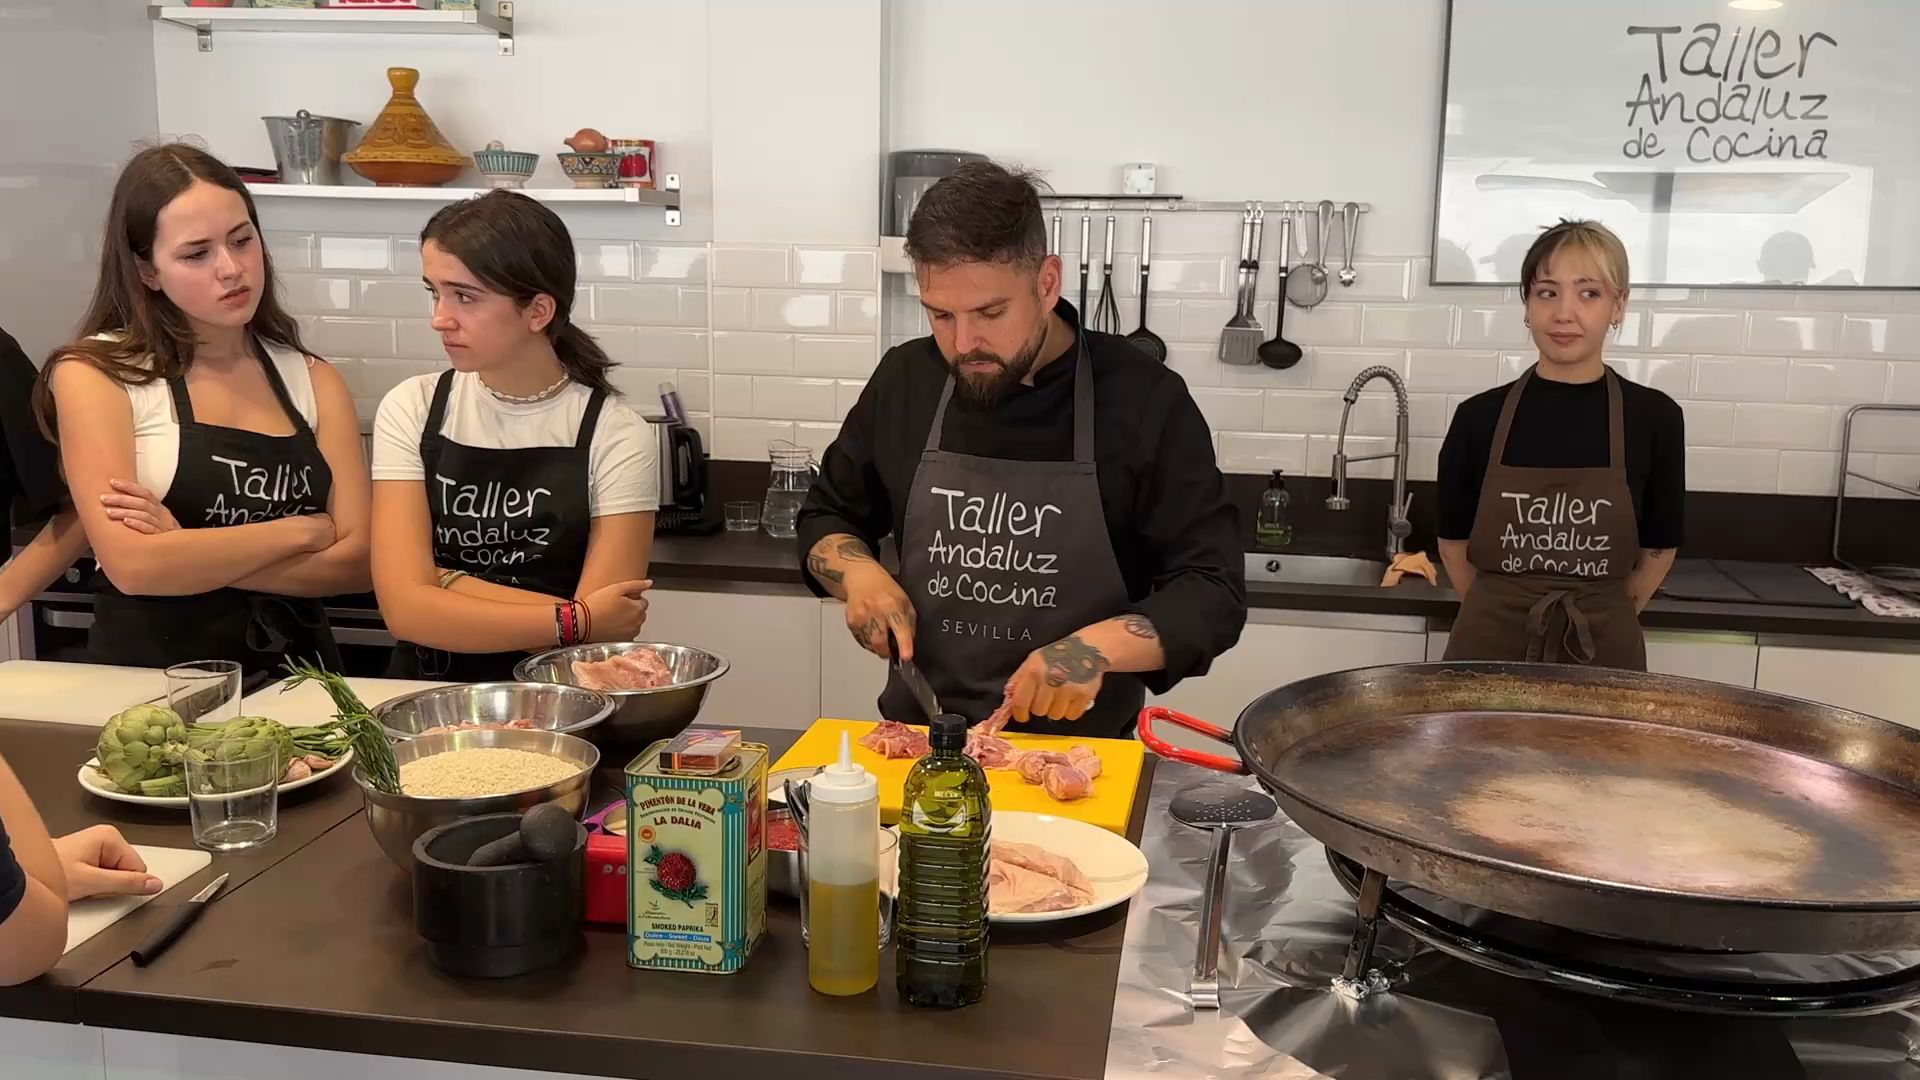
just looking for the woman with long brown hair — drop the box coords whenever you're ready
[35,144,370,680]
[370,190,656,681]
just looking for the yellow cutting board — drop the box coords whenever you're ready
[771,719,1146,837]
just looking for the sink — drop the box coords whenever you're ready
[1243,553,1389,587]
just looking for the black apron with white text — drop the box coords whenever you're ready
[386,370,603,682]
[884,329,1142,738]
[90,346,339,688]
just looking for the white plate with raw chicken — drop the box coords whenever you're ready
[985,810,1150,923]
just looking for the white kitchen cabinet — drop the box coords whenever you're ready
[1147,610,1427,757]
[1644,630,1758,687]
[1424,629,1760,689]
[641,587,822,731]
[1757,637,1920,728]
[818,600,887,721]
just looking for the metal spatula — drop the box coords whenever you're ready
[1219,206,1263,365]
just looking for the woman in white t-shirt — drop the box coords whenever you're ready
[371,191,658,681]
[35,145,370,681]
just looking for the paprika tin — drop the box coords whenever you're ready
[624,740,767,973]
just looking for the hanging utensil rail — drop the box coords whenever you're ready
[1038,195,1371,215]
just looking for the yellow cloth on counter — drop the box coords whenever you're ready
[1381,551,1438,587]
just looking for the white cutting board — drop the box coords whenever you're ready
[240,676,450,727]
[0,660,168,727]
[63,846,212,954]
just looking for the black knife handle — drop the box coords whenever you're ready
[131,901,207,967]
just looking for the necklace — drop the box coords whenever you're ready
[481,371,570,404]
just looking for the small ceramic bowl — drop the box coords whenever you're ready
[473,141,538,189]
[557,152,620,189]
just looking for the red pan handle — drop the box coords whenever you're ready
[1136,706,1248,774]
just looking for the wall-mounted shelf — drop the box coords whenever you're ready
[246,175,684,225]
[150,3,517,55]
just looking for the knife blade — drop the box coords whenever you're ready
[130,872,228,967]
[887,626,940,723]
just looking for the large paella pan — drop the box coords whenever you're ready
[1140,661,1920,955]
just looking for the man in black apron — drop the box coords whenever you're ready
[386,369,604,682]
[796,162,1246,738]
[90,344,340,687]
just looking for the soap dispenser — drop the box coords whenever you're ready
[1256,470,1293,549]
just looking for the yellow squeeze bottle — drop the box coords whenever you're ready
[807,731,881,995]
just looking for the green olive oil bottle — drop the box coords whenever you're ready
[894,714,991,1008]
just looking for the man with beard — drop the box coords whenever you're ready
[796,162,1245,737]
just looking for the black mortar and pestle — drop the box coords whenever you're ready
[411,804,587,978]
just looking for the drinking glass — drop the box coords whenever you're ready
[799,828,897,949]
[724,500,762,533]
[166,660,243,727]
[186,747,280,852]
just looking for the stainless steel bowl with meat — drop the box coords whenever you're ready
[514,642,730,766]
[373,682,615,742]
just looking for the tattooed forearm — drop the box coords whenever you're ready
[1118,614,1159,640]
[835,537,878,565]
[806,550,844,586]
[1040,635,1110,687]
[806,533,879,597]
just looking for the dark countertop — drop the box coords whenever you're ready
[11,723,1157,1080]
[19,524,1917,641]
[650,533,1920,642]
[0,718,365,1023]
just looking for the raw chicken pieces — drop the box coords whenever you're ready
[857,719,932,759]
[1041,765,1093,801]
[851,716,1101,802]
[570,649,675,691]
[963,728,1021,770]
[987,840,1094,914]
[1016,750,1072,785]
[1066,745,1102,779]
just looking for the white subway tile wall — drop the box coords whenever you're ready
[883,239,1920,496]
[277,238,879,450]
[278,230,1920,497]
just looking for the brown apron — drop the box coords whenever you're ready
[1444,368,1647,670]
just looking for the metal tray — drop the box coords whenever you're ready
[1144,662,1920,954]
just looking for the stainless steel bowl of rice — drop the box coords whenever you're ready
[514,642,729,766]
[356,727,599,870]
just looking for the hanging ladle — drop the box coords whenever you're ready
[1124,213,1168,362]
[1256,209,1303,369]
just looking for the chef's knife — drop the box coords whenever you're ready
[887,626,940,723]
[130,872,229,967]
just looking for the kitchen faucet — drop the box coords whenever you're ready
[1325,365,1412,564]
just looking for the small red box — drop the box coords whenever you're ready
[585,833,628,925]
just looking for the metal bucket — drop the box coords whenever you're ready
[261,110,359,185]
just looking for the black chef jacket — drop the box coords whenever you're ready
[0,326,63,527]
[796,302,1247,693]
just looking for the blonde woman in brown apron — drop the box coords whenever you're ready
[1436,221,1686,670]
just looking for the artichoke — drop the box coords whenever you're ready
[97,704,189,795]
[188,715,295,772]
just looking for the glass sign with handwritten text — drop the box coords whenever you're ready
[1434,1,1920,288]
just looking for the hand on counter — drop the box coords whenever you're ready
[53,824,161,900]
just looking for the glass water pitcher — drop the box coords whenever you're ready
[763,441,819,538]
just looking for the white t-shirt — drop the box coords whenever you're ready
[371,372,659,518]
[116,344,321,500]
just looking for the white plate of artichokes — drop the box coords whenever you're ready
[79,703,356,808]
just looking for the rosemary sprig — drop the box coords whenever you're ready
[280,660,401,795]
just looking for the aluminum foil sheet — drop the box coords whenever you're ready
[1105,761,1920,1080]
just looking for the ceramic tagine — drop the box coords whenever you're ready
[342,67,467,187]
